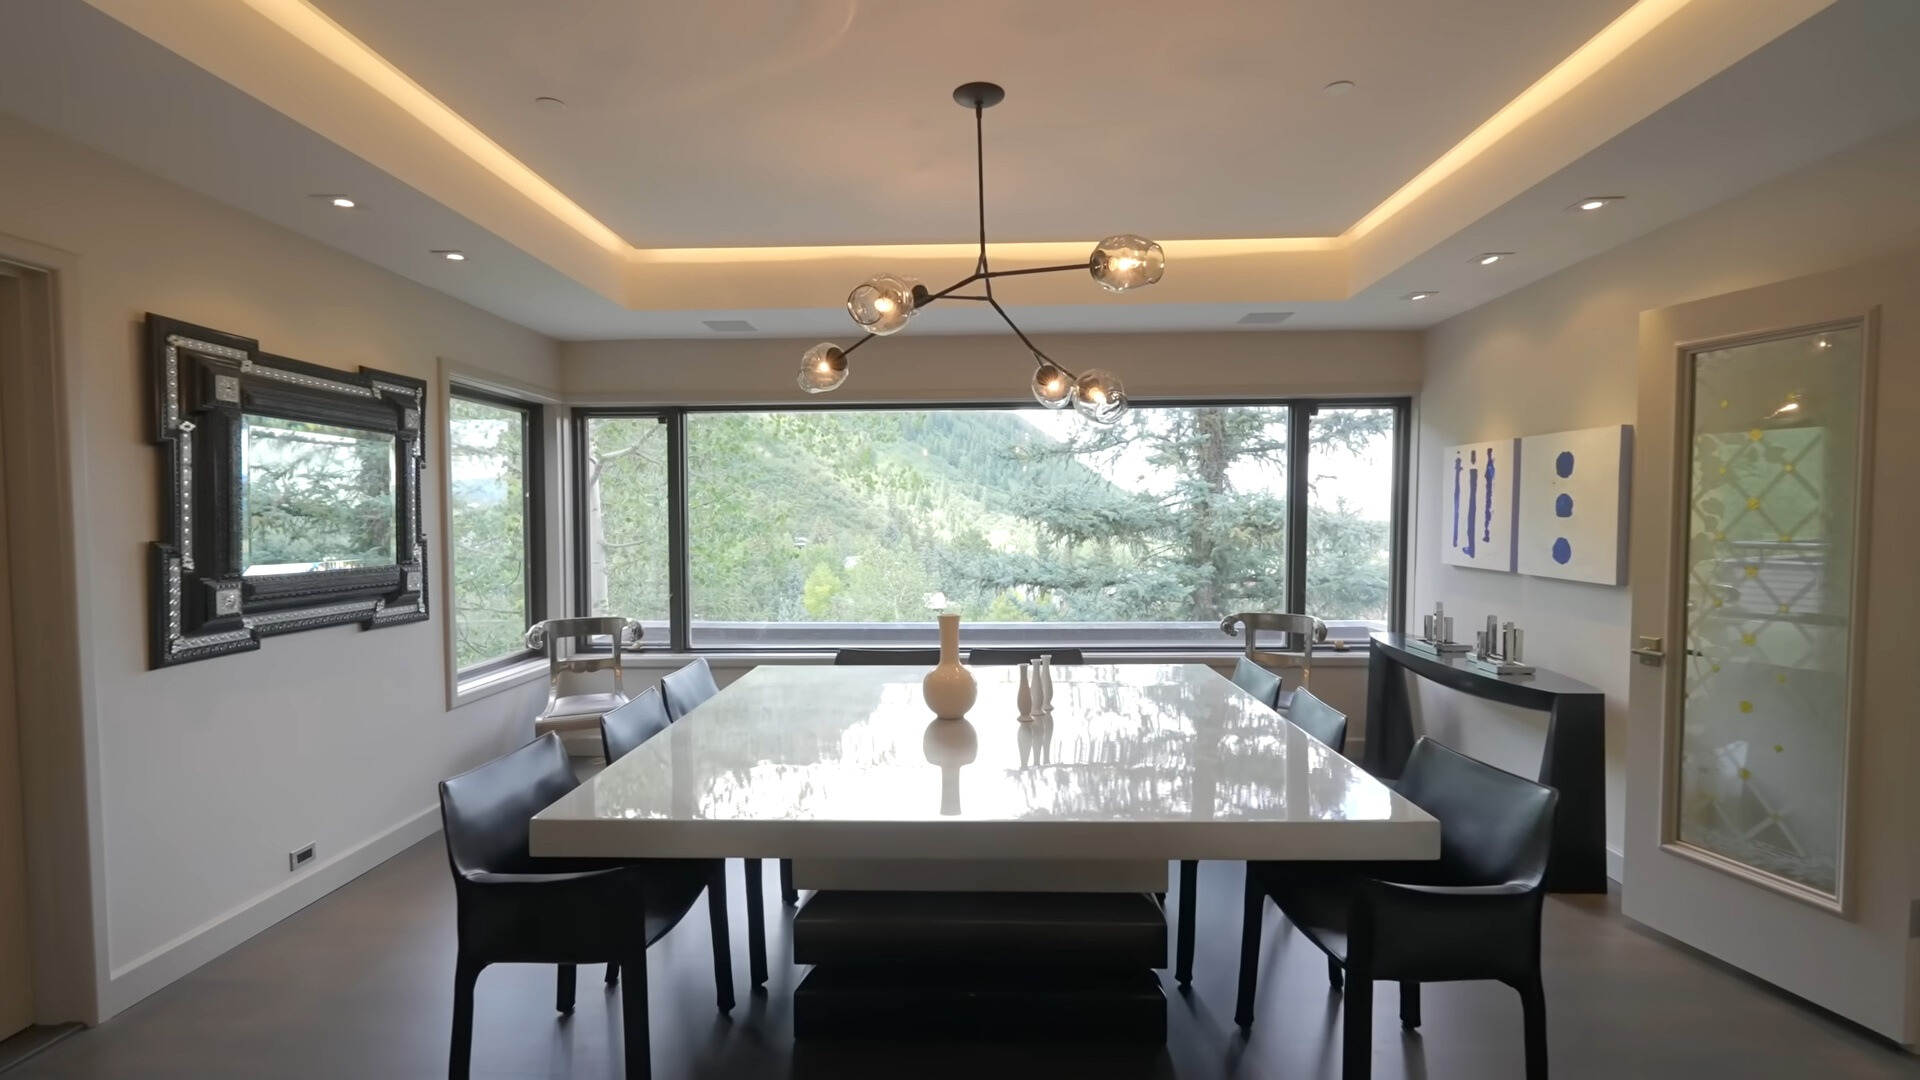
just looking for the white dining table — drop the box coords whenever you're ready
[531,663,1438,876]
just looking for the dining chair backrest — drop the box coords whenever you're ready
[967,648,1085,665]
[1396,738,1558,890]
[660,657,720,721]
[600,686,673,764]
[1229,655,1284,709]
[439,733,575,878]
[1283,687,1347,754]
[834,648,941,666]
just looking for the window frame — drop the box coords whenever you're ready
[447,383,548,677]
[571,396,1409,655]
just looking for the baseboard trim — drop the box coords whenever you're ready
[1608,845,1625,884]
[101,805,440,1020]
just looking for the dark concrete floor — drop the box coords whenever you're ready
[10,840,1917,1079]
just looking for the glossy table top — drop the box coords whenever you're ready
[532,664,1438,862]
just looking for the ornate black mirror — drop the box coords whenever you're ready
[147,314,427,667]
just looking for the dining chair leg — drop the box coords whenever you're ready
[1342,971,1374,1080]
[1516,972,1549,1080]
[1234,871,1262,1030]
[742,859,768,989]
[619,950,651,1080]
[780,859,798,904]
[556,964,577,1016]
[1174,859,1198,987]
[706,864,735,1013]
[605,962,620,987]
[1399,981,1421,1029]
[449,958,481,1080]
[1328,956,1344,991]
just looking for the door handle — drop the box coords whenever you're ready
[1631,636,1664,666]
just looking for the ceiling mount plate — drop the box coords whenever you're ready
[952,81,1005,110]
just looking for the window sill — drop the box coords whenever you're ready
[451,657,547,709]
[614,648,1371,673]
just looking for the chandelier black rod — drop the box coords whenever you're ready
[975,103,989,278]
[985,295,1065,370]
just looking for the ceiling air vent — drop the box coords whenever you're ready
[1236,311,1294,325]
[702,319,758,333]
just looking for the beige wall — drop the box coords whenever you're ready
[563,330,1423,405]
[0,113,560,1019]
[1413,118,1920,874]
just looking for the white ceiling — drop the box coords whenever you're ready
[308,0,1637,247]
[3,0,1919,340]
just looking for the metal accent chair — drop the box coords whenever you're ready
[525,617,644,741]
[1175,686,1349,987]
[1220,611,1326,711]
[834,648,941,665]
[659,658,790,986]
[438,733,732,1080]
[1236,738,1558,1080]
[966,647,1085,665]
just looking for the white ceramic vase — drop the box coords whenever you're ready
[921,613,977,720]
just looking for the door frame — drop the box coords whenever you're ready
[0,236,104,1025]
[1653,314,1878,917]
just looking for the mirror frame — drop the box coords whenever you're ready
[147,314,428,668]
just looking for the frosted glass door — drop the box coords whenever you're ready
[1673,324,1865,905]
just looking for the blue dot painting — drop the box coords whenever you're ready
[1517,426,1631,585]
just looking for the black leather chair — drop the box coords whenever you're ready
[1175,684,1348,987]
[660,658,792,981]
[967,647,1085,665]
[1235,738,1558,1080]
[1229,655,1283,708]
[834,648,941,665]
[438,733,732,1080]
[599,685,672,765]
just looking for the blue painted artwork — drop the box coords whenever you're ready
[1465,450,1478,558]
[1444,438,1520,572]
[1518,426,1630,585]
[1483,447,1496,543]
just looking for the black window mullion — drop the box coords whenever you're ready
[1285,402,1313,637]
[1387,399,1412,634]
[666,411,690,653]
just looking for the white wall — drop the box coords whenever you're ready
[0,113,561,1019]
[1413,118,1920,873]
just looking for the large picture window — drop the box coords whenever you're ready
[576,400,1405,652]
[448,388,544,673]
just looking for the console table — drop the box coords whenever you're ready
[1363,631,1607,893]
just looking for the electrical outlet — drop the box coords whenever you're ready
[288,844,316,872]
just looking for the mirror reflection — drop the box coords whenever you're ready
[240,415,398,575]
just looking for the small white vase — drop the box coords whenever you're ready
[921,613,977,720]
[1017,663,1034,717]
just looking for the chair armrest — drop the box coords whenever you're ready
[1352,879,1543,981]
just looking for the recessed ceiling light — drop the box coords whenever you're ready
[534,96,567,110]
[1403,291,1438,301]
[1474,252,1512,266]
[1570,195,1623,211]
[434,250,467,261]
[1321,80,1355,96]
[310,194,356,208]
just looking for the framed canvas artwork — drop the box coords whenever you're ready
[1441,438,1519,572]
[1516,425,1632,585]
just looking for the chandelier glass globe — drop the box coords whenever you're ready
[1031,360,1074,409]
[797,343,848,393]
[1072,368,1128,424]
[847,274,917,335]
[1089,235,1165,293]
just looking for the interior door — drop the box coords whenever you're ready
[0,266,33,1039]
[1626,251,1918,1045]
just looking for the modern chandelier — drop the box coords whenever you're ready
[798,81,1164,424]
